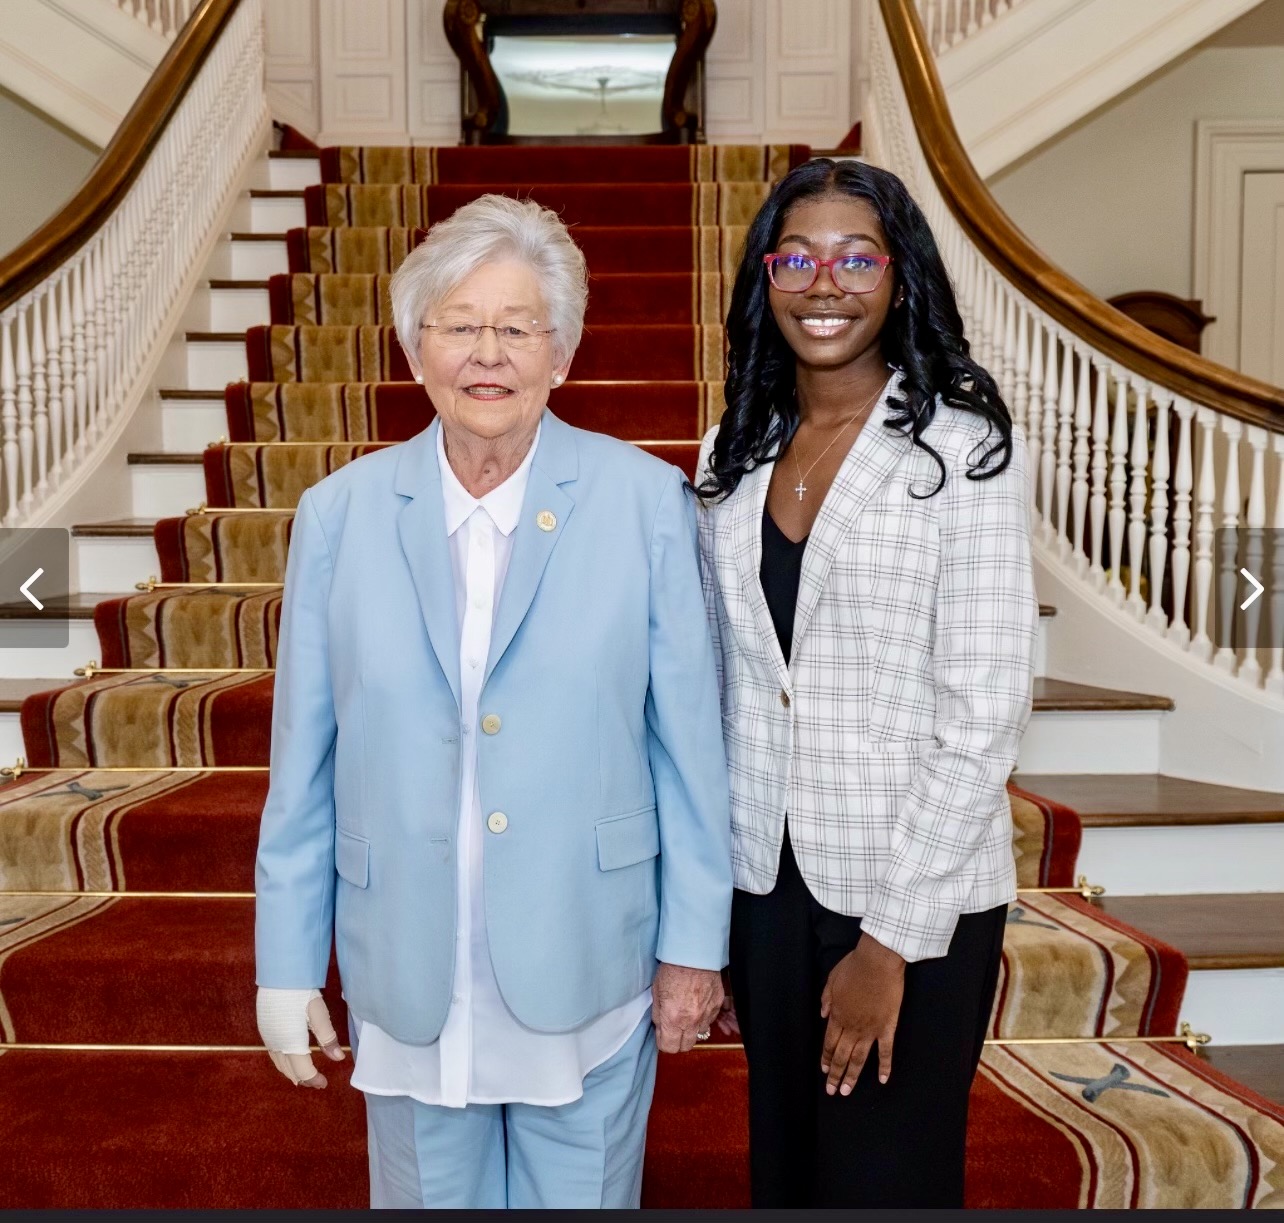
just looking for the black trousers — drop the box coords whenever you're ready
[729,826,1007,1209]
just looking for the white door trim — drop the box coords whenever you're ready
[1192,119,1284,370]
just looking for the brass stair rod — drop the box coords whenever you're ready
[184,504,295,514]
[1,759,268,779]
[135,578,282,590]
[0,1027,1213,1053]
[74,664,274,677]
[2,890,255,899]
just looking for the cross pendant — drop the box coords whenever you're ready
[794,481,807,501]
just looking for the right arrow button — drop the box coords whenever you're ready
[1239,567,1265,611]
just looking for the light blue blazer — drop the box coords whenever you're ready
[254,410,733,1045]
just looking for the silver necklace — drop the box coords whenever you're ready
[790,377,889,501]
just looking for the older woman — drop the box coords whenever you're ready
[254,194,732,1209]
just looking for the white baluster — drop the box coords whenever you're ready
[1125,380,1150,618]
[71,260,88,458]
[105,219,122,415]
[14,307,33,519]
[1024,314,1043,515]
[1088,356,1109,589]
[1213,418,1242,672]
[1237,426,1268,686]
[58,276,74,469]
[1039,329,1057,541]
[1010,303,1029,439]
[1167,398,1194,648]
[92,243,107,439]
[1266,434,1284,695]
[45,290,63,481]
[1190,408,1218,659]
[1106,368,1129,603]
[996,292,1014,402]
[1146,393,1171,632]
[1055,335,1074,558]
[1070,343,1091,573]
[81,253,98,441]
[965,0,980,36]
[30,299,48,504]
[0,317,15,523]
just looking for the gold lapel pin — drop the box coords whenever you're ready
[536,510,557,532]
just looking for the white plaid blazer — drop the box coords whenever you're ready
[696,375,1037,962]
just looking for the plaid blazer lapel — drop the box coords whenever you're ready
[732,456,790,687]
[792,392,913,657]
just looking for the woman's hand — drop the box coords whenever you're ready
[652,963,725,1053]
[256,988,346,1088]
[819,933,906,1096]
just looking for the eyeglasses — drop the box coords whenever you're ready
[420,319,555,352]
[763,252,894,295]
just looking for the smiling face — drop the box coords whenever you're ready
[767,192,897,373]
[418,257,572,445]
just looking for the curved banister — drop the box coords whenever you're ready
[0,0,266,528]
[0,0,237,313]
[879,0,1284,432]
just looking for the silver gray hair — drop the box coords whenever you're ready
[389,193,589,371]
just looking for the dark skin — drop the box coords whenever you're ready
[765,193,907,1097]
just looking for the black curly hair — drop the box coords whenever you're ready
[697,158,1012,502]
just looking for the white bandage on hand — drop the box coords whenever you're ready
[256,987,342,1086]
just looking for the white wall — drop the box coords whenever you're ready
[0,86,99,257]
[988,43,1284,303]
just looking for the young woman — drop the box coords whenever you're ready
[695,159,1038,1208]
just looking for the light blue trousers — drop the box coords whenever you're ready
[352,1011,658,1209]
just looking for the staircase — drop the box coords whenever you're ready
[0,0,1282,1209]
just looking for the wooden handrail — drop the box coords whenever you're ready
[879,0,1284,432]
[0,0,238,314]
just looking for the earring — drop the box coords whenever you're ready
[552,374,563,386]
[414,373,423,384]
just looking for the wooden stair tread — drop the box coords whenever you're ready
[159,388,226,400]
[1095,893,1284,969]
[248,189,305,199]
[71,518,157,538]
[229,232,287,242]
[0,592,120,620]
[127,453,204,465]
[1198,1045,1284,1108]
[0,678,77,711]
[208,279,270,290]
[1032,678,1174,712]
[1014,773,1284,827]
[185,331,246,342]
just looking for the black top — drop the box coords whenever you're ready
[760,508,808,665]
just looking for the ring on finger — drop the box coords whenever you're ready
[695,1029,711,1042]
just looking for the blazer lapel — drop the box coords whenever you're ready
[394,418,462,710]
[484,410,577,684]
[732,457,790,687]
[792,389,913,656]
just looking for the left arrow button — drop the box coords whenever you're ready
[20,567,44,611]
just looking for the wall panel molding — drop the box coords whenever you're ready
[1192,119,1284,372]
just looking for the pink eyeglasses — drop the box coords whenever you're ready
[763,252,894,295]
